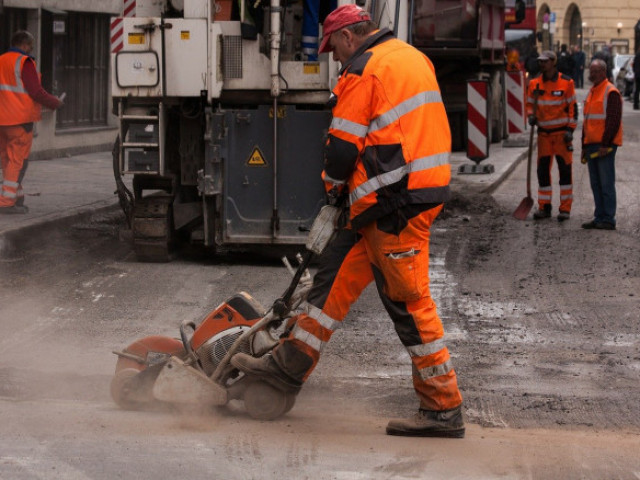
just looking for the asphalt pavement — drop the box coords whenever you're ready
[0,139,528,254]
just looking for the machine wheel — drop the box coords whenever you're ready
[243,381,289,421]
[110,368,152,410]
[283,393,297,415]
[132,195,175,262]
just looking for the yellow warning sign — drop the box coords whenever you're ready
[247,147,267,166]
[180,31,190,40]
[303,62,320,74]
[128,33,145,45]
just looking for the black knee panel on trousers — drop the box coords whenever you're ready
[555,155,572,185]
[537,156,552,186]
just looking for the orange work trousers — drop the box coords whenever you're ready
[273,205,463,411]
[536,131,573,213]
[0,125,32,207]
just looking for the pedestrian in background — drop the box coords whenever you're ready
[0,30,63,214]
[557,44,574,76]
[526,50,578,221]
[633,46,640,110]
[593,45,613,81]
[571,45,585,88]
[525,46,540,78]
[581,59,623,231]
[232,4,465,438]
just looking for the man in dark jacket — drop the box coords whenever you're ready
[525,47,541,77]
[593,46,613,81]
[557,44,575,76]
[571,45,586,88]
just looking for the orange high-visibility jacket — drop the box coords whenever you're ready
[583,80,623,146]
[323,29,451,230]
[0,51,41,126]
[526,72,577,133]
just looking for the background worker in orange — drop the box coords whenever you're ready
[232,4,464,438]
[526,50,578,221]
[580,59,623,231]
[0,30,63,214]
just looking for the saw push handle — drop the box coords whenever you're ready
[272,204,342,318]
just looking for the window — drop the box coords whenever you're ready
[49,12,110,129]
[0,8,28,53]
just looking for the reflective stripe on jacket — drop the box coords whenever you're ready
[526,72,577,133]
[324,29,451,230]
[0,51,41,126]
[583,80,623,146]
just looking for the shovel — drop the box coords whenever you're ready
[512,125,535,220]
[513,89,541,220]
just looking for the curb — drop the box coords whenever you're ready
[481,148,529,194]
[450,148,529,196]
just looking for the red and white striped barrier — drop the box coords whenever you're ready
[466,80,489,162]
[506,71,526,134]
[110,0,136,53]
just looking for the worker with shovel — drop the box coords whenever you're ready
[232,4,464,438]
[526,50,578,221]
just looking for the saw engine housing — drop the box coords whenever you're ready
[189,292,266,376]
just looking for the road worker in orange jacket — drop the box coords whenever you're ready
[580,59,623,230]
[526,50,578,221]
[232,4,464,438]
[0,30,63,214]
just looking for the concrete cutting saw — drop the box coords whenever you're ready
[110,205,341,420]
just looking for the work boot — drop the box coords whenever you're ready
[386,406,465,438]
[0,205,29,214]
[231,353,302,394]
[582,220,616,230]
[595,222,616,230]
[557,211,570,222]
[533,205,551,219]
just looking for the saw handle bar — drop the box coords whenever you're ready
[272,250,313,317]
[179,320,202,370]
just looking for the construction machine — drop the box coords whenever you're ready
[111,0,506,262]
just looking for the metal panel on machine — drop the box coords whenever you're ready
[221,105,330,243]
[164,18,208,96]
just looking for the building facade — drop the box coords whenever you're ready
[1,0,120,158]
[536,1,640,58]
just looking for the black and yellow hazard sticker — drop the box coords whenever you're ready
[247,146,267,166]
[180,31,190,40]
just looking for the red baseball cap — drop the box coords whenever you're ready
[318,5,372,54]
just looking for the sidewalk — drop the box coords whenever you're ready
[0,141,528,251]
[0,151,127,254]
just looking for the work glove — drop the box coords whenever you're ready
[563,131,573,143]
[326,184,346,207]
[528,115,537,126]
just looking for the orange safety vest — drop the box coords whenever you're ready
[325,29,451,229]
[0,51,42,126]
[583,80,623,146]
[526,72,577,133]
